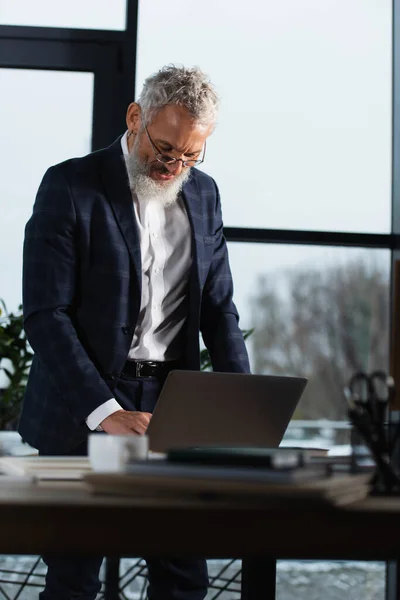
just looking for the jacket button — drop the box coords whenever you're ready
[110,371,120,380]
[122,326,134,334]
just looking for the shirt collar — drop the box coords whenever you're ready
[121,130,129,158]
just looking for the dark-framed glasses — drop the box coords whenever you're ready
[143,122,206,168]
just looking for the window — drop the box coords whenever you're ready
[228,242,390,421]
[0,68,93,313]
[0,0,127,30]
[137,0,392,232]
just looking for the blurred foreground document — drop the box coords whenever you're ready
[84,461,371,506]
[0,456,91,480]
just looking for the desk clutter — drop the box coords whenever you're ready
[84,458,371,507]
[85,441,371,507]
[0,442,372,506]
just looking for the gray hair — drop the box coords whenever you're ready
[137,64,219,130]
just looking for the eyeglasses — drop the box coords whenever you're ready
[143,122,206,168]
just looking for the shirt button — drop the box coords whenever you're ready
[122,326,135,334]
[153,304,159,310]
[154,268,160,273]
[152,232,158,238]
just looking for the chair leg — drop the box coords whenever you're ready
[104,556,120,600]
[387,560,400,600]
[241,558,276,600]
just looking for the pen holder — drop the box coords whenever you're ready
[345,371,400,495]
[348,408,400,495]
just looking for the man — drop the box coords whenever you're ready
[19,64,250,600]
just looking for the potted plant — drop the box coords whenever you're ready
[0,300,33,431]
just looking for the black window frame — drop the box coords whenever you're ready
[0,1,138,149]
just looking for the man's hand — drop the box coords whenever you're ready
[100,409,152,435]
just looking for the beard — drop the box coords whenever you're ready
[125,136,191,207]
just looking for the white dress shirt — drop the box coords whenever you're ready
[86,132,192,430]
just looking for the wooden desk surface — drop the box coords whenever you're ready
[0,480,399,560]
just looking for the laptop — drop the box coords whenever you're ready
[146,370,307,453]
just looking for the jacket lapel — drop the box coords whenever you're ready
[97,137,142,295]
[181,172,205,368]
[182,171,204,290]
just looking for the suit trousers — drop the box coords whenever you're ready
[39,374,209,600]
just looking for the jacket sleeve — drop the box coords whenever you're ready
[23,165,115,423]
[199,181,251,374]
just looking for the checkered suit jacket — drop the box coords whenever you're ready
[18,136,250,453]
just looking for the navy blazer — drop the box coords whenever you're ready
[18,137,250,453]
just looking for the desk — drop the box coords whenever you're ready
[0,481,398,598]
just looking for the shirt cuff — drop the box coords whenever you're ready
[86,398,123,431]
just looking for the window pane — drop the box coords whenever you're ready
[276,560,385,600]
[228,243,390,424]
[0,0,126,30]
[0,68,93,317]
[137,0,392,233]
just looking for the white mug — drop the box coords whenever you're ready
[88,433,149,472]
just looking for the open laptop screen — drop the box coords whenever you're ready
[146,370,307,453]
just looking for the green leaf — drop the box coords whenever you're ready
[2,368,13,382]
[0,299,31,429]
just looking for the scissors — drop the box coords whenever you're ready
[347,371,392,419]
[346,370,394,446]
[345,370,399,492]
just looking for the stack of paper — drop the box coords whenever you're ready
[0,456,91,480]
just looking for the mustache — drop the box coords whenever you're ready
[150,162,173,176]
